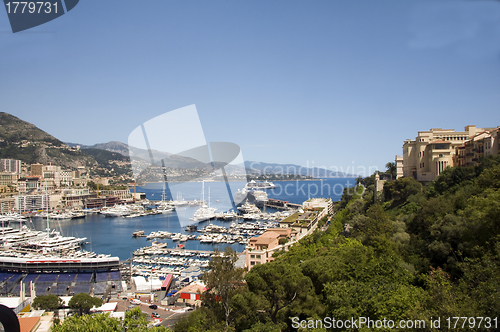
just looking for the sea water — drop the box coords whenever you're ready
[26,178,355,260]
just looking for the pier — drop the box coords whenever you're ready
[132,246,219,257]
[264,198,302,210]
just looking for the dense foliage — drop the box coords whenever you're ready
[175,154,500,331]
[52,307,171,332]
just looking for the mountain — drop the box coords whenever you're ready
[69,138,359,178]
[244,161,357,178]
[0,113,96,168]
[87,141,130,156]
[76,141,213,171]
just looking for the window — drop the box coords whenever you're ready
[250,255,255,259]
[434,143,449,150]
[256,255,261,259]
[250,262,255,266]
[439,154,443,157]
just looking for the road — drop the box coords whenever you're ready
[110,298,193,328]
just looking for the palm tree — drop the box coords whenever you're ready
[385,162,397,180]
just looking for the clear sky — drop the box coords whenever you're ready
[1,0,499,175]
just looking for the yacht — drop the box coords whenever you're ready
[156,203,175,214]
[25,232,87,252]
[249,190,269,207]
[237,202,261,214]
[190,183,217,222]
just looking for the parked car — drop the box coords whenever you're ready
[152,312,160,318]
[149,304,158,309]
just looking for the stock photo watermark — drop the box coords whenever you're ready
[3,0,79,33]
[291,316,499,330]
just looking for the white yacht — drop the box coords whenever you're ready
[237,202,261,214]
[25,232,87,252]
[190,183,217,222]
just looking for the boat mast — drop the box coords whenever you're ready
[45,180,49,238]
[201,181,205,204]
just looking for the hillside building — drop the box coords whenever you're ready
[454,128,500,167]
[402,125,496,182]
[302,198,333,215]
[246,228,294,270]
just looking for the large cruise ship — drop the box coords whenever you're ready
[244,180,277,190]
[234,188,269,207]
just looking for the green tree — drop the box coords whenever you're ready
[68,293,103,316]
[245,261,319,325]
[32,294,63,311]
[201,247,245,328]
[52,307,171,332]
[385,161,397,179]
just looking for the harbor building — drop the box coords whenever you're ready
[0,198,15,213]
[178,281,206,306]
[14,194,49,213]
[402,125,496,182]
[279,210,321,237]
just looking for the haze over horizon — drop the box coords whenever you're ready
[1,1,499,175]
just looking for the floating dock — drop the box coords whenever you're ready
[264,198,302,210]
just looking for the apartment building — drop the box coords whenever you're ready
[402,125,495,182]
[246,228,294,270]
[0,172,18,187]
[0,198,15,213]
[0,159,22,174]
[30,163,43,177]
[279,210,321,237]
[17,176,42,194]
[14,194,50,212]
[454,127,500,167]
[302,198,333,216]
[395,155,403,179]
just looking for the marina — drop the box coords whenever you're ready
[1,179,351,260]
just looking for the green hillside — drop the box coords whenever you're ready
[175,154,500,332]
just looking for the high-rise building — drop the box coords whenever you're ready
[30,163,43,177]
[402,125,495,182]
[0,159,22,174]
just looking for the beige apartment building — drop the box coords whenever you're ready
[402,125,496,182]
[246,228,295,270]
[454,128,500,167]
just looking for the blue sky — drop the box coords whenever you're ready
[1,0,499,175]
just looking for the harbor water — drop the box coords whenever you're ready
[25,178,355,260]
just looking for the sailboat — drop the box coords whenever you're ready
[157,182,175,214]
